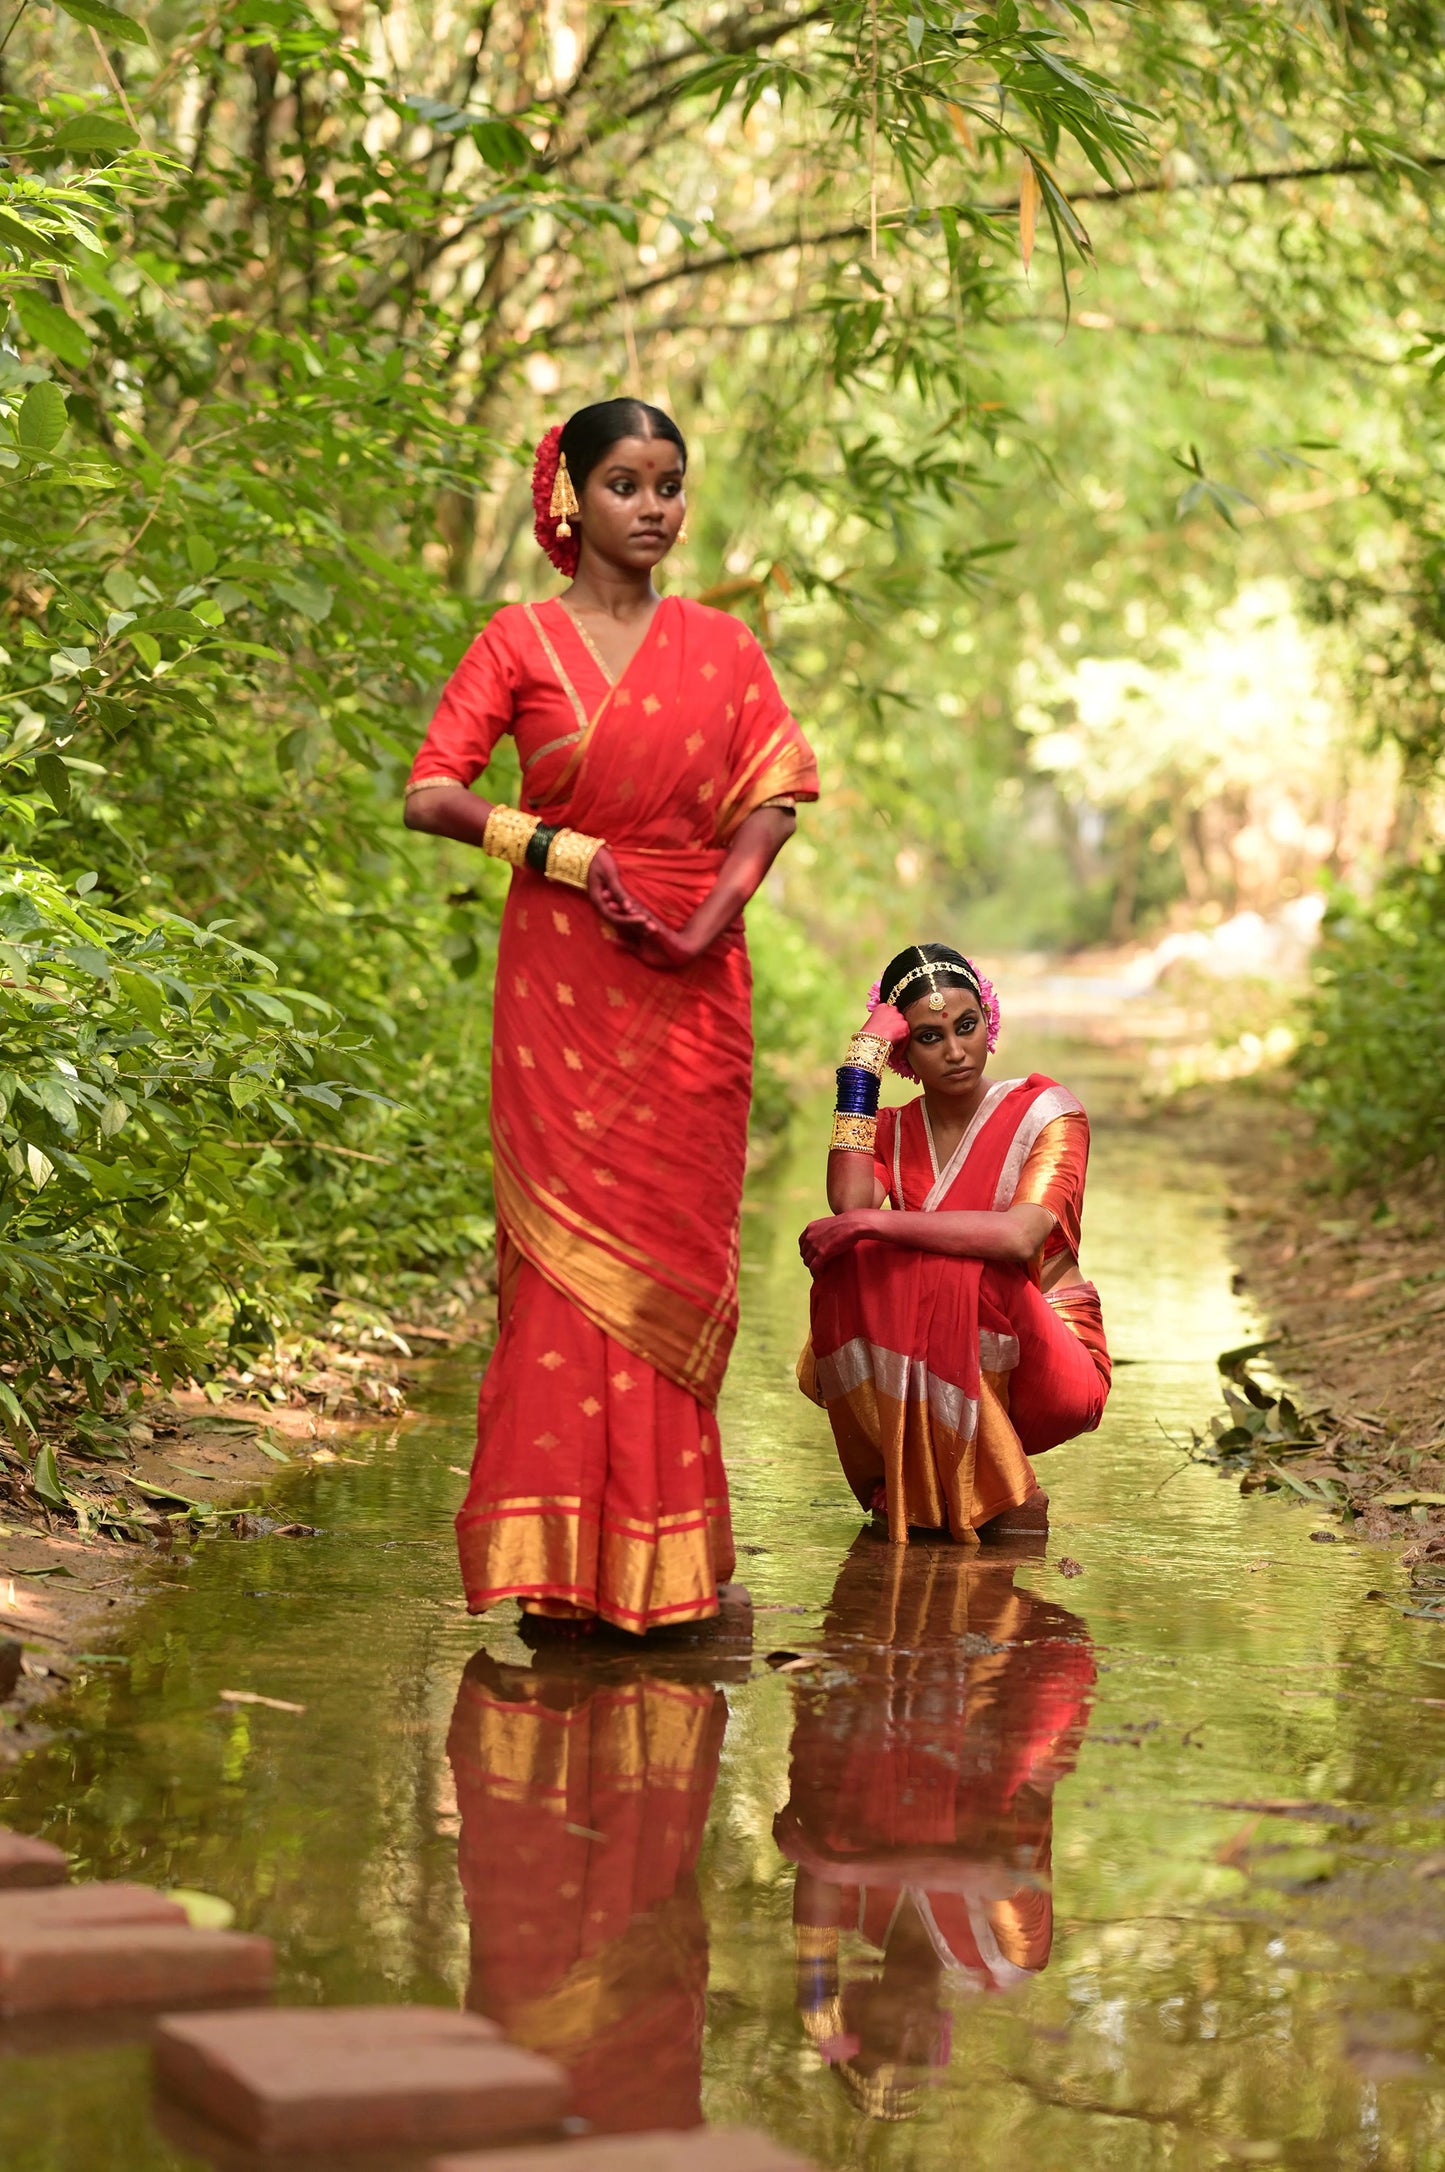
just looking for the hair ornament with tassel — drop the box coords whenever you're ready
[531,424,581,577]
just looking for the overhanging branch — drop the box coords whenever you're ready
[618,150,1445,304]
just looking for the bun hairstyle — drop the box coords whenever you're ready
[867,942,1001,1080]
[532,398,688,577]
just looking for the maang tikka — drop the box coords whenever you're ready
[549,452,580,538]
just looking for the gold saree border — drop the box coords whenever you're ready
[493,1148,736,1407]
[457,1493,735,1630]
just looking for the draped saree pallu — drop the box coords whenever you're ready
[802,1076,1112,1545]
[409,594,818,1629]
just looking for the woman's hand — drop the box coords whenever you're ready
[586,847,653,931]
[799,1210,885,1277]
[620,916,704,972]
[861,1000,910,1048]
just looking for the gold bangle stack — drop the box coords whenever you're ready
[480,806,606,889]
[544,828,604,890]
[481,805,540,867]
[843,1031,891,1078]
[830,1112,877,1156]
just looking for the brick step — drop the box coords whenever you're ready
[154,2006,568,2155]
[0,1827,67,1890]
[434,2132,819,2172]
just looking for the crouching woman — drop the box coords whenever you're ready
[797,944,1110,1543]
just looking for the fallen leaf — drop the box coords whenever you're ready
[218,1688,306,1714]
[1216,1817,1260,1868]
[1057,1556,1084,1578]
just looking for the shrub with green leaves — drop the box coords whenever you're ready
[0,858,381,1435]
[1296,862,1445,1192]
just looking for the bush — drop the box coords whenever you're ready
[0,859,380,1434]
[1296,861,1445,1189]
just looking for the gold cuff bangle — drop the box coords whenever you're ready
[830,1112,877,1155]
[843,1031,891,1078]
[481,805,541,868]
[545,827,605,890]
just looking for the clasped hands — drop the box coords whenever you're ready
[585,847,700,971]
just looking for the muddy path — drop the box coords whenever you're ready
[2,1036,1443,2170]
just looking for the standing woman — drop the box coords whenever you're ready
[405,400,818,1634]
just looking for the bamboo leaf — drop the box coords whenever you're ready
[1019,157,1040,272]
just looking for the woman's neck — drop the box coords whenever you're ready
[565,559,660,621]
[922,1075,991,1158]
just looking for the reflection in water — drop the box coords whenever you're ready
[447,1654,726,2133]
[774,1533,1094,2123]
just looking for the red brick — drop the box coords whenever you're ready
[0,1827,67,1889]
[0,1924,274,2016]
[0,1881,187,1933]
[153,2006,568,2153]
[433,2131,819,2172]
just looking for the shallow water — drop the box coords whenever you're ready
[3,1042,1444,2170]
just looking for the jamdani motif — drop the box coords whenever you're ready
[800,1075,1111,1542]
[409,593,818,1627]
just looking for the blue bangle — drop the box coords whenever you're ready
[835,1064,881,1117]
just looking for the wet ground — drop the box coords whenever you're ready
[3,1041,1444,2170]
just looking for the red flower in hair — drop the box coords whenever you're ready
[532,424,580,578]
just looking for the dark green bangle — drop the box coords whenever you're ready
[525,822,561,875]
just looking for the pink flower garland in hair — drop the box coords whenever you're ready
[865,960,1001,1083]
[532,424,580,579]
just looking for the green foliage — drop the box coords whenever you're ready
[0,858,375,1430]
[1296,862,1445,1189]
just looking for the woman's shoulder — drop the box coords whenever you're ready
[474,600,539,645]
[1018,1073,1088,1122]
[675,596,761,649]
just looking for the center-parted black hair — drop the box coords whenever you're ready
[558,398,687,495]
[880,942,982,1012]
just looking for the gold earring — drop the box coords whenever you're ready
[549,453,579,538]
[679,514,689,543]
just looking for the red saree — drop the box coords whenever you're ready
[409,595,818,1628]
[447,1654,725,2131]
[802,1076,1110,1543]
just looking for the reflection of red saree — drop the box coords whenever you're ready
[774,1537,1094,2118]
[447,1656,725,2132]
[802,1077,1110,1543]
[409,597,817,1627]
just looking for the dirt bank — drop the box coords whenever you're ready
[1175,1073,1445,1601]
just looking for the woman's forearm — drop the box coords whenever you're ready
[866,1207,1052,1265]
[827,1152,880,1212]
[681,805,795,951]
[403,784,495,848]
